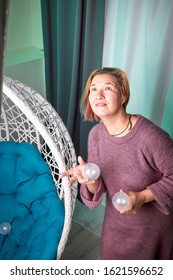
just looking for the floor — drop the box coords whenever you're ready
[61,222,101,260]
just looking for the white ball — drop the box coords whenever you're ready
[0,222,11,235]
[82,163,100,180]
[112,192,130,211]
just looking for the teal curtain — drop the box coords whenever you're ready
[0,0,9,113]
[41,0,105,158]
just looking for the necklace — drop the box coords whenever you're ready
[111,114,132,136]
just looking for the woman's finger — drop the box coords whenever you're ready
[67,175,78,187]
[60,167,79,178]
[78,156,86,166]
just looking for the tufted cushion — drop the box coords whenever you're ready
[0,141,65,260]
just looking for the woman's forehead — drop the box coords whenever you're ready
[91,74,117,86]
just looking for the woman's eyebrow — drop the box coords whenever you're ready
[105,82,116,86]
[90,82,114,86]
[90,81,117,89]
[90,83,96,87]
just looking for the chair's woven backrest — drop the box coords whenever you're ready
[1,76,78,259]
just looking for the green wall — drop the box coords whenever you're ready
[4,0,45,97]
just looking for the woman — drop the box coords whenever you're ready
[61,67,173,259]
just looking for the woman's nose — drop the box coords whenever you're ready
[96,90,105,99]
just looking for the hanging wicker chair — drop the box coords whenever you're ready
[0,76,78,259]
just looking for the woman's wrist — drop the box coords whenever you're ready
[86,178,100,194]
[139,188,155,204]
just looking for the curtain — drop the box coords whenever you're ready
[103,0,173,135]
[41,0,105,159]
[0,0,9,114]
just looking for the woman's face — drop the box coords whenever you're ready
[88,74,125,120]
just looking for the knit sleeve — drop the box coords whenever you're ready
[147,150,173,215]
[80,178,105,208]
[80,125,106,208]
[145,128,173,215]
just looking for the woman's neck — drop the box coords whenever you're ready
[102,112,132,137]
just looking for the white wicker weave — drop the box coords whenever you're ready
[1,76,78,259]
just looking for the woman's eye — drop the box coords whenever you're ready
[105,87,112,91]
[90,87,96,92]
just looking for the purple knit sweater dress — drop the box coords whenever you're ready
[80,115,173,260]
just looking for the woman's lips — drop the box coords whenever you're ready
[95,102,107,106]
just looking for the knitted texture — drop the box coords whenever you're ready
[80,115,173,259]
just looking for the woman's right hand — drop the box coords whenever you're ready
[60,156,98,188]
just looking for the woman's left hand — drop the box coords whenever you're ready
[119,188,155,214]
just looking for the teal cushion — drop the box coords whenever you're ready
[0,141,64,260]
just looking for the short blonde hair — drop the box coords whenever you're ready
[80,67,130,121]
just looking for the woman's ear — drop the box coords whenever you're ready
[121,95,126,105]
